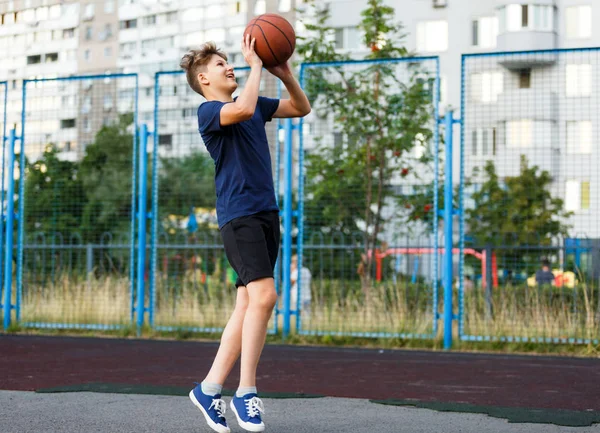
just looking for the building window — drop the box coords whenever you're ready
[26,55,41,64]
[183,7,204,21]
[103,95,113,110]
[120,41,136,53]
[143,15,156,26]
[104,0,114,14]
[49,5,61,19]
[85,26,92,40]
[472,16,498,48]
[471,128,496,156]
[60,119,76,129]
[120,19,137,29]
[470,72,503,103]
[84,49,91,62]
[254,0,266,15]
[499,4,553,33]
[182,108,195,118]
[566,6,592,39]
[205,28,225,43]
[506,120,532,148]
[416,21,448,52]
[45,52,58,63]
[164,11,178,23]
[63,28,75,39]
[278,0,291,13]
[84,3,95,20]
[566,180,590,211]
[35,6,48,21]
[566,64,592,97]
[567,121,592,154]
[83,117,91,132]
[159,134,173,147]
[104,47,112,57]
[519,69,531,89]
[333,27,361,50]
[506,120,552,148]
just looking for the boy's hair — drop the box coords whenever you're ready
[180,42,228,96]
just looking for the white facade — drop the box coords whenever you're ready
[1,0,600,236]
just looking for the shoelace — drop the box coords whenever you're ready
[209,398,227,419]
[245,396,265,418]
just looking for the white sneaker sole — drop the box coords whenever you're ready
[189,390,231,433]
[230,399,265,432]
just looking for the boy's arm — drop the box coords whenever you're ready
[220,35,263,126]
[267,63,311,118]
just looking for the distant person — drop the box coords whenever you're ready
[290,254,312,313]
[535,259,555,286]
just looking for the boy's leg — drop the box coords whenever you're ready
[239,277,277,387]
[203,285,249,385]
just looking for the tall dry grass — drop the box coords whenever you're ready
[15,273,599,341]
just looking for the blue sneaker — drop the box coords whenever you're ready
[230,393,265,432]
[189,383,230,433]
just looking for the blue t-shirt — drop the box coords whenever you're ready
[198,96,280,228]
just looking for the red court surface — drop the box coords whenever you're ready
[1,334,599,411]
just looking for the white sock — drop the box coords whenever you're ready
[236,386,257,397]
[201,382,223,396]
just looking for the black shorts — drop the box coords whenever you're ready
[220,210,280,287]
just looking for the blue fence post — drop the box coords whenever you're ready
[16,81,27,322]
[3,129,16,330]
[129,75,139,323]
[149,73,161,329]
[0,82,8,302]
[136,124,149,335]
[443,111,455,350]
[282,118,293,338]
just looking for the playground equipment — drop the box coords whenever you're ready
[373,247,498,288]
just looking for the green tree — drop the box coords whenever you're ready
[158,151,216,234]
[79,114,135,242]
[23,145,86,237]
[466,157,571,270]
[298,0,435,293]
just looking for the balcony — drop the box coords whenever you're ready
[495,1,557,68]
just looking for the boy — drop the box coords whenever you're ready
[180,36,310,433]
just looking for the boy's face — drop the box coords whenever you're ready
[198,54,237,95]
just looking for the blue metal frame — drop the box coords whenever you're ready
[296,57,441,340]
[281,119,293,338]
[130,76,139,323]
[0,81,7,313]
[432,58,440,338]
[458,48,600,346]
[16,81,26,321]
[458,56,466,340]
[16,73,139,331]
[462,46,600,59]
[272,80,282,335]
[296,68,306,334]
[3,130,16,329]
[150,72,161,327]
[137,124,149,335]
[442,111,460,350]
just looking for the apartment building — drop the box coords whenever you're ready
[1,0,599,236]
[321,0,600,238]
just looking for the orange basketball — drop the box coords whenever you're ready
[244,13,296,68]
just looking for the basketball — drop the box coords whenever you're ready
[244,13,296,68]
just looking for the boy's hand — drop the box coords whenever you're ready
[266,62,293,79]
[242,34,262,68]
